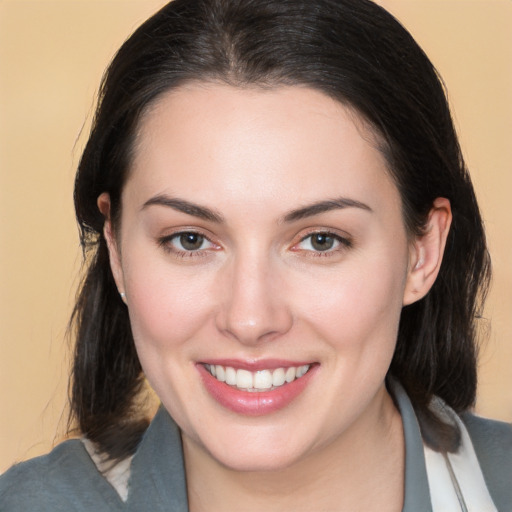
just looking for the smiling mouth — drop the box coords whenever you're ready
[203,363,311,392]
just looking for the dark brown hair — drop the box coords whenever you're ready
[71,0,490,459]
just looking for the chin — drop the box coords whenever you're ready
[210,444,305,473]
[191,420,318,473]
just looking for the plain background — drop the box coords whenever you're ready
[1,0,511,472]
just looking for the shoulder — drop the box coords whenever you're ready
[1,440,85,510]
[462,413,512,510]
[0,439,125,511]
[462,413,512,468]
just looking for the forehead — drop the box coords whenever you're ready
[127,83,400,217]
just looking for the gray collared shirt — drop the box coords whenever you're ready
[1,383,511,511]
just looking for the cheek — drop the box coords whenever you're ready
[292,251,408,353]
[122,251,217,348]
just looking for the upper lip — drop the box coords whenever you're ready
[199,358,316,371]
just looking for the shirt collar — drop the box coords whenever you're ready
[388,379,432,511]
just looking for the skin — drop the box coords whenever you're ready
[100,84,451,511]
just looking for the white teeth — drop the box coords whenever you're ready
[236,369,253,388]
[215,365,225,382]
[254,370,272,390]
[285,367,296,383]
[225,366,237,385]
[272,368,286,387]
[296,365,309,378]
[205,364,311,391]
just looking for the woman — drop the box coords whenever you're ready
[1,0,511,510]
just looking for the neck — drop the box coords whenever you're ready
[183,387,405,512]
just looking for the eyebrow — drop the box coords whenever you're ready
[282,197,372,222]
[142,194,371,224]
[142,195,225,223]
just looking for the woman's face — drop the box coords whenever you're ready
[107,84,418,471]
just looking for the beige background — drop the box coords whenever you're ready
[1,0,510,472]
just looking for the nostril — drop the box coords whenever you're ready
[216,306,293,345]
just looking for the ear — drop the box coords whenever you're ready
[403,197,452,306]
[97,192,126,302]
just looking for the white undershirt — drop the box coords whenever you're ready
[82,438,133,502]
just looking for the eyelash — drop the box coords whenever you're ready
[158,230,352,259]
[158,231,219,258]
[292,231,352,257]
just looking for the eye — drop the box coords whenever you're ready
[160,231,218,254]
[293,232,351,253]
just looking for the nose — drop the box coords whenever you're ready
[215,252,293,345]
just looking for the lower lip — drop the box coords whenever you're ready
[197,364,317,416]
